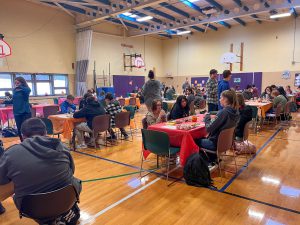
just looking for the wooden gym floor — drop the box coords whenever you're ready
[1,107,300,225]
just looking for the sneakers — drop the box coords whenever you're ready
[122,134,129,140]
[208,163,218,171]
[0,203,6,215]
[106,136,117,141]
[76,144,87,149]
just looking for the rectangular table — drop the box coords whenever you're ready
[48,114,86,140]
[245,101,273,118]
[147,114,207,166]
[0,104,59,126]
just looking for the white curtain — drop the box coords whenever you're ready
[75,29,93,96]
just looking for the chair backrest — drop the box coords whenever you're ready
[199,99,206,110]
[20,185,78,221]
[142,117,148,129]
[43,106,59,118]
[275,104,282,117]
[129,97,136,106]
[40,118,54,135]
[123,105,136,119]
[115,111,130,129]
[243,121,252,141]
[217,127,235,154]
[285,101,292,115]
[118,98,125,107]
[31,108,36,118]
[141,129,170,155]
[92,114,111,134]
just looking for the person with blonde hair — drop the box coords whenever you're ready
[196,89,239,164]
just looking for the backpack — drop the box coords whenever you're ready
[290,102,298,112]
[183,152,213,187]
[2,127,18,138]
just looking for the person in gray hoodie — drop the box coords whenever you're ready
[196,89,239,163]
[142,70,162,111]
[0,118,81,223]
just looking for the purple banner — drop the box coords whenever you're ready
[113,75,145,97]
[191,77,209,87]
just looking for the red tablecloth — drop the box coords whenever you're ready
[147,114,207,166]
[58,97,81,105]
[0,104,59,125]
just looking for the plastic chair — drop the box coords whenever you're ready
[91,114,111,148]
[40,118,62,138]
[19,185,79,225]
[284,101,292,120]
[141,129,180,181]
[115,111,133,141]
[201,127,236,177]
[266,104,282,125]
[43,106,59,118]
[234,121,253,165]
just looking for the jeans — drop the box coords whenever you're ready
[75,122,93,144]
[14,113,31,141]
[196,138,217,163]
[207,103,218,112]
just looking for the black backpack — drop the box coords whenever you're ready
[183,152,213,187]
[2,127,18,138]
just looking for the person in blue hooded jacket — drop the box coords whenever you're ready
[60,95,76,114]
[0,77,31,141]
[218,70,232,110]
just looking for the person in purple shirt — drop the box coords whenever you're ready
[218,70,232,110]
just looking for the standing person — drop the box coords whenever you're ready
[60,95,76,114]
[182,78,190,94]
[186,88,195,106]
[142,70,162,111]
[206,69,219,112]
[73,96,106,148]
[218,70,232,109]
[105,93,129,140]
[0,77,31,141]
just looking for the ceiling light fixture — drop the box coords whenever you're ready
[270,12,292,19]
[137,16,153,22]
[177,30,191,35]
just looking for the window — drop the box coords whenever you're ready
[0,73,69,97]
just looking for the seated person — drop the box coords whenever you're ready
[277,86,289,101]
[79,92,93,110]
[169,95,189,120]
[196,90,239,163]
[271,90,287,113]
[186,88,195,106]
[60,95,76,114]
[242,85,253,100]
[105,93,129,140]
[261,86,271,99]
[252,84,259,98]
[285,85,293,95]
[0,118,82,223]
[146,99,167,126]
[73,96,106,148]
[165,87,175,100]
[235,93,253,141]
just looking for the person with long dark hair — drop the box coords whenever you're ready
[142,70,162,111]
[169,95,190,120]
[1,77,31,141]
[277,86,289,101]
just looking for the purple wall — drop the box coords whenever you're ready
[218,72,262,94]
[113,75,145,97]
[191,77,209,86]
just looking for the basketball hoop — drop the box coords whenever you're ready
[134,56,145,68]
[0,39,12,58]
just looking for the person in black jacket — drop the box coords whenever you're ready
[196,89,239,163]
[169,95,189,120]
[79,92,93,110]
[73,96,106,148]
[0,77,31,141]
[235,93,252,140]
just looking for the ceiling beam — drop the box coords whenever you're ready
[75,0,166,27]
[204,0,223,11]
[233,17,246,26]
[218,21,231,28]
[128,0,300,36]
[159,2,190,18]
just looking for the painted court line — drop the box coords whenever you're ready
[81,177,161,225]
[219,127,282,192]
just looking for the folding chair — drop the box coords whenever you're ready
[115,111,133,141]
[43,106,60,118]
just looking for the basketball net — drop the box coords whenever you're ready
[0,57,4,67]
